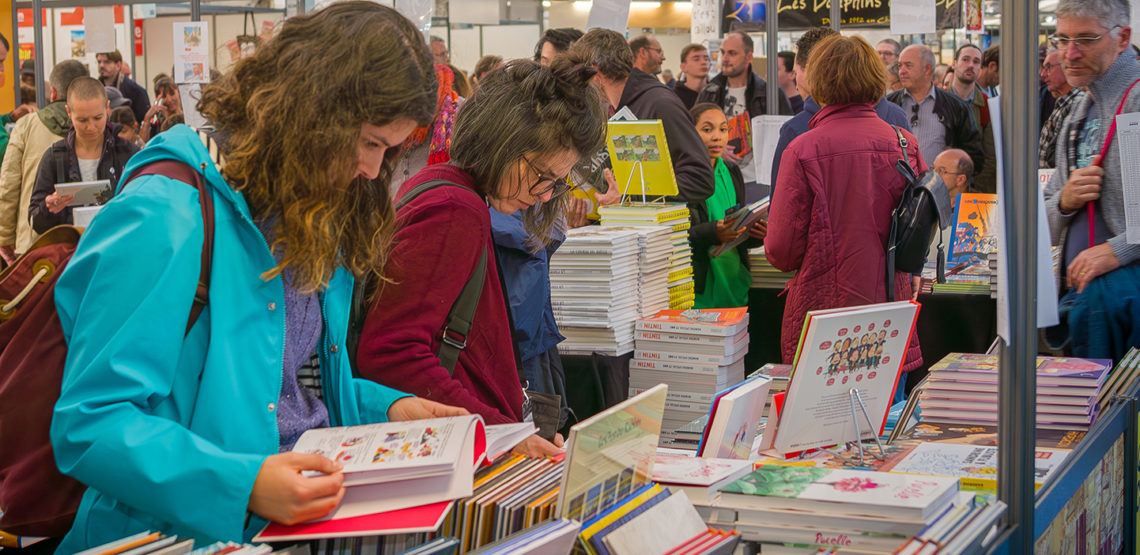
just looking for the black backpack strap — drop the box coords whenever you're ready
[887,126,915,303]
[52,143,68,185]
[124,160,214,337]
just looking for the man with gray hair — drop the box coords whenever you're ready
[1044,0,1139,361]
[887,44,983,175]
[1038,46,1086,168]
[0,59,88,263]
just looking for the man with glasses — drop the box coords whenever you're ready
[630,35,665,77]
[697,31,794,195]
[887,44,983,182]
[1043,0,1140,362]
[931,148,973,252]
[1038,47,1086,169]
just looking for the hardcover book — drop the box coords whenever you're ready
[888,442,1069,491]
[718,464,958,522]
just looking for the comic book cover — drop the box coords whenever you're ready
[947,193,998,275]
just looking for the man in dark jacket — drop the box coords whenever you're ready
[96,50,150,124]
[28,77,139,232]
[887,44,984,175]
[696,31,794,190]
[568,28,713,207]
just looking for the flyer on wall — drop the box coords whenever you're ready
[173,21,210,84]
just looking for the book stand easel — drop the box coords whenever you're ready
[619,160,653,205]
[831,388,887,467]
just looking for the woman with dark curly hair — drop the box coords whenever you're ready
[50,3,466,549]
[356,57,607,458]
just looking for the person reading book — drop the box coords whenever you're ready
[50,4,466,551]
[28,77,140,232]
[355,58,608,458]
[764,34,924,372]
[688,102,766,309]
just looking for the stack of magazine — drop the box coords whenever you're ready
[746,247,794,290]
[629,309,749,447]
[599,203,695,309]
[624,225,673,317]
[920,353,1113,431]
[549,227,642,356]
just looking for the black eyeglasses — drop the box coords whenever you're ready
[910,103,920,128]
[522,156,573,199]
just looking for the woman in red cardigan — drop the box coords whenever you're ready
[355,58,607,457]
[765,35,924,372]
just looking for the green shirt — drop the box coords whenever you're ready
[694,158,752,309]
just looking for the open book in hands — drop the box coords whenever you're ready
[710,197,770,258]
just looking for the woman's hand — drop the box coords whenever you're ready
[45,193,76,214]
[595,169,623,207]
[387,397,469,421]
[715,220,745,244]
[249,453,346,525]
[747,219,767,240]
[512,433,564,458]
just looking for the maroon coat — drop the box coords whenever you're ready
[356,164,524,424]
[765,103,925,371]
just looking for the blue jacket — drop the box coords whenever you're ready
[488,209,564,361]
[51,125,410,550]
[771,97,911,187]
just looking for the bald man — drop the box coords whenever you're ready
[933,148,973,203]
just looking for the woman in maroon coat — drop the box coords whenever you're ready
[356,58,607,457]
[765,35,924,372]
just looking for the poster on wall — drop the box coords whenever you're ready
[890,0,936,35]
[722,0,961,31]
[965,0,983,33]
[84,6,117,54]
[173,21,210,84]
[691,0,720,44]
[70,30,86,58]
[587,0,632,33]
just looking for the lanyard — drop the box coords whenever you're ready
[1073,78,1140,248]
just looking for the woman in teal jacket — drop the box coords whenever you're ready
[49,4,461,550]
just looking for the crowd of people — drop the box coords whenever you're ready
[0,0,1137,550]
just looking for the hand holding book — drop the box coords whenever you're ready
[249,452,347,526]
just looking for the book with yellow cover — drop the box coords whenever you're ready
[606,121,679,197]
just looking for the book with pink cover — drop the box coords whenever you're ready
[927,354,1111,387]
[696,375,771,459]
[253,500,452,541]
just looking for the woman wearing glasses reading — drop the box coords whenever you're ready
[356,59,606,457]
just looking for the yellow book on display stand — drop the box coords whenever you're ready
[606,120,679,198]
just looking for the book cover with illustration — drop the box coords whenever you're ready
[770,301,919,455]
[606,121,678,198]
[928,353,1111,387]
[636,308,749,337]
[719,464,958,521]
[889,442,1069,491]
[947,193,998,275]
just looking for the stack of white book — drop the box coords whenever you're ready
[550,227,642,356]
[708,464,966,553]
[747,247,795,289]
[627,225,673,317]
[628,308,749,445]
[599,203,695,309]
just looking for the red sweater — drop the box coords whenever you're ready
[356,164,524,424]
[766,103,924,372]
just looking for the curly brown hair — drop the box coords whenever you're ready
[197,1,437,292]
[449,58,606,249]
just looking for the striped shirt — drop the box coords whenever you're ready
[1038,87,1086,169]
[897,87,945,166]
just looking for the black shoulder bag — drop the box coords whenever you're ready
[887,127,953,300]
